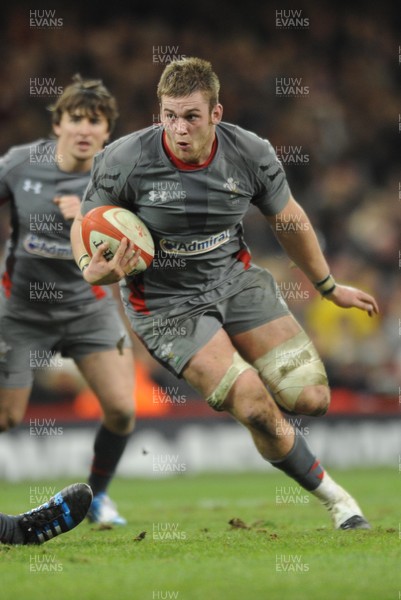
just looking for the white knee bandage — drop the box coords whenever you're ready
[253,331,328,411]
[207,352,255,411]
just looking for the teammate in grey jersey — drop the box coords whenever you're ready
[0,75,135,525]
[71,58,379,530]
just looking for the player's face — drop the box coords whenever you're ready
[53,109,110,172]
[161,91,223,164]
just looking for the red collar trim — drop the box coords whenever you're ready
[162,130,217,170]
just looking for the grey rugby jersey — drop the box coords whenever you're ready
[0,139,110,311]
[82,122,291,315]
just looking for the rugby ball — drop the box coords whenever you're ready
[81,205,154,275]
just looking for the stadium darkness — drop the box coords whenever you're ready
[0,0,400,395]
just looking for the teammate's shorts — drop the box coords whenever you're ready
[0,297,132,388]
[124,266,290,377]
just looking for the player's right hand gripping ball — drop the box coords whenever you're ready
[81,205,154,275]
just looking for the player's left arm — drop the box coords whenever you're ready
[265,194,379,316]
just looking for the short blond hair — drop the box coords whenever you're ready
[157,57,220,110]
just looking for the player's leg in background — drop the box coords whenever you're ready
[231,316,370,529]
[0,387,32,433]
[75,346,135,525]
[0,376,93,545]
[0,319,35,432]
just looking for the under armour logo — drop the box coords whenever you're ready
[23,179,42,194]
[149,190,168,203]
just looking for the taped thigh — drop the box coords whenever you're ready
[253,331,328,412]
[206,352,256,411]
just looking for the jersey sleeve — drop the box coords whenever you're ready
[0,141,45,205]
[0,150,16,202]
[81,133,142,216]
[81,151,129,215]
[251,139,291,216]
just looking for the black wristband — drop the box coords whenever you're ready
[314,274,336,296]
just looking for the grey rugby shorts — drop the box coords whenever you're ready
[0,298,132,388]
[126,267,290,377]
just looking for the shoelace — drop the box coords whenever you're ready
[19,506,64,543]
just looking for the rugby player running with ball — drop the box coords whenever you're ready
[72,58,379,530]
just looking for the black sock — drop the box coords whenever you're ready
[88,425,131,496]
[270,434,324,491]
[0,514,25,545]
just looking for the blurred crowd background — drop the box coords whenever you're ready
[0,0,400,413]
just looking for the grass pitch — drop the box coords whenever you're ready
[0,469,399,600]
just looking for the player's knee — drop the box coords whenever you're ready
[103,405,135,433]
[295,385,331,416]
[0,411,22,432]
[253,330,329,415]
